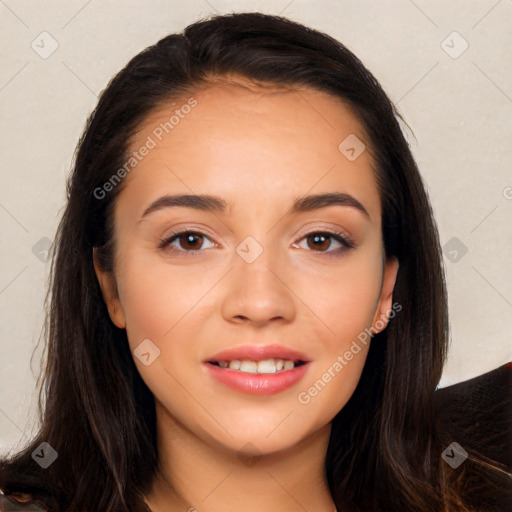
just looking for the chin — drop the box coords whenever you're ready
[196,407,328,456]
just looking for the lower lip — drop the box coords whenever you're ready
[204,362,310,395]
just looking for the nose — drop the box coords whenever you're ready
[220,242,297,327]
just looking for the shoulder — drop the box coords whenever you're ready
[433,361,512,468]
[433,362,512,511]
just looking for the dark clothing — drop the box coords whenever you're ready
[433,362,512,511]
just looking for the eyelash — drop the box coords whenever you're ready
[158,229,355,257]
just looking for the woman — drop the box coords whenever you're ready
[1,12,510,512]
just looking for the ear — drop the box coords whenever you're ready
[370,256,399,334]
[92,247,126,329]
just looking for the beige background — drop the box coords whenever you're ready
[1,0,511,455]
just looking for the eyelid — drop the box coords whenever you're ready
[158,222,221,244]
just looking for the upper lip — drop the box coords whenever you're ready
[205,344,311,363]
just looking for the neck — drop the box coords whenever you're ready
[145,400,336,512]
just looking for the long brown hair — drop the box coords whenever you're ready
[0,12,503,511]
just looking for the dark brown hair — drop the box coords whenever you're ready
[1,11,505,511]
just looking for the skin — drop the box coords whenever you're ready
[94,75,399,512]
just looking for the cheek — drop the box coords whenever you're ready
[115,255,209,409]
[295,250,383,347]
[116,252,211,347]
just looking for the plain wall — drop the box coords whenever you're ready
[1,0,511,455]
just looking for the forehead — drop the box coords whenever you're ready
[119,76,381,223]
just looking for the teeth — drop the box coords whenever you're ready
[240,360,258,373]
[284,360,294,370]
[257,359,276,374]
[217,358,298,373]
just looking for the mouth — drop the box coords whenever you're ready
[203,345,311,395]
[206,358,307,373]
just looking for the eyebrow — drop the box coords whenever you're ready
[140,192,370,220]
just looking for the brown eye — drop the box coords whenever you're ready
[306,233,332,251]
[159,231,215,253]
[177,233,204,250]
[295,231,354,256]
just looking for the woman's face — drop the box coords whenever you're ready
[94,76,398,456]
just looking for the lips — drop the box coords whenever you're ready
[205,344,311,364]
[203,344,311,396]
